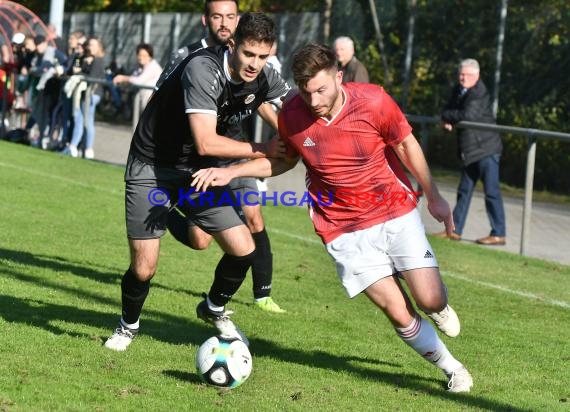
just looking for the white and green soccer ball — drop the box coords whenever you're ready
[196,335,252,389]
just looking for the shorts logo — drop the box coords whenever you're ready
[244,94,255,104]
[303,137,316,147]
[424,250,434,258]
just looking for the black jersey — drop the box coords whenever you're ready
[129,45,289,170]
[155,39,205,90]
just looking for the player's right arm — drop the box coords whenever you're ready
[189,112,284,159]
[184,57,284,159]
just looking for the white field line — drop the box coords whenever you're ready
[441,271,570,309]
[268,228,570,310]
[0,161,122,195]
[3,160,568,310]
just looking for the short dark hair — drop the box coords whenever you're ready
[292,43,338,88]
[233,12,276,48]
[204,0,239,16]
[136,43,154,58]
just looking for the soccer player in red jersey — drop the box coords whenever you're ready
[192,43,473,392]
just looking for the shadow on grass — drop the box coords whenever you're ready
[0,293,219,346]
[0,247,121,284]
[0,247,531,411]
[165,336,532,412]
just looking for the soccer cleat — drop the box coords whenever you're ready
[446,366,473,392]
[104,324,138,351]
[428,305,461,338]
[196,297,250,346]
[254,297,286,313]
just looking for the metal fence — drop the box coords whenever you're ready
[407,114,570,256]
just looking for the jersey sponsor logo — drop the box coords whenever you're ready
[221,109,253,125]
[244,94,255,104]
[303,137,316,147]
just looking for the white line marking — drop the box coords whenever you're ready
[268,227,322,245]
[0,161,122,195]
[442,271,570,309]
[269,227,570,310]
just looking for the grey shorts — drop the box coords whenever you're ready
[125,155,245,239]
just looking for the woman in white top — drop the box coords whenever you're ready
[113,43,162,109]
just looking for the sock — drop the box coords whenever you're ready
[120,268,150,325]
[120,318,139,330]
[396,314,463,374]
[208,251,256,307]
[251,229,273,299]
[166,208,191,247]
[206,296,224,313]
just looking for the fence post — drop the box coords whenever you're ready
[520,132,537,256]
[82,85,92,158]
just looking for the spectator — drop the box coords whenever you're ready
[0,35,11,66]
[66,31,87,71]
[46,31,86,150]
[436,58,506,246]
[46,24,67,54]
[334,36,369,83]
[63,36,105,159]
[27,34,67,148]
[112,43,162,110]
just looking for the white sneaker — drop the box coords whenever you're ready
[68,144,78,157]
[84,148,95,159]
[428,305,460,337]
[196,298,249,346]
[41,137,50,150]
[447,366,473,392]
[104,325,138,351]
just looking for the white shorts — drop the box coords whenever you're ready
[325,209,438,298]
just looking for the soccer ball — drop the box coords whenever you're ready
[196,335,252,389]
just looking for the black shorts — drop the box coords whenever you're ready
[124,155,245,239]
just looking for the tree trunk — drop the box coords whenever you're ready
[368,0,391,88]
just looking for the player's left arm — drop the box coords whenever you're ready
[393,134,455,233]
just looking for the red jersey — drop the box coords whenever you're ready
[278,83,417,243]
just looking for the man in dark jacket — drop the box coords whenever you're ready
[437,58,506,245]
[334,36,369,83]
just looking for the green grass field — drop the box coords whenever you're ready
[1,140,568,411]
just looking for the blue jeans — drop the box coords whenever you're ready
[453,154,506,237]
[70,94,101,150]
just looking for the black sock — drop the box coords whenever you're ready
[208,251,256,307]
[121,268,150,325]
[251,229,273,299]
[166,208,191,247]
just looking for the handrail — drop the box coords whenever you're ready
[406,114,570,141]
[405,113,570,257]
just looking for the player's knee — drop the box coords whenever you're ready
[417,293,447,313]
[189,237,212,250]
[244,209,264,232]
[129,262,156,282]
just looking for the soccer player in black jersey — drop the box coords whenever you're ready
[104,12,290,351]
[158,0,286,314]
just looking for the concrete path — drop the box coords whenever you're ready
[93,121,570,266]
